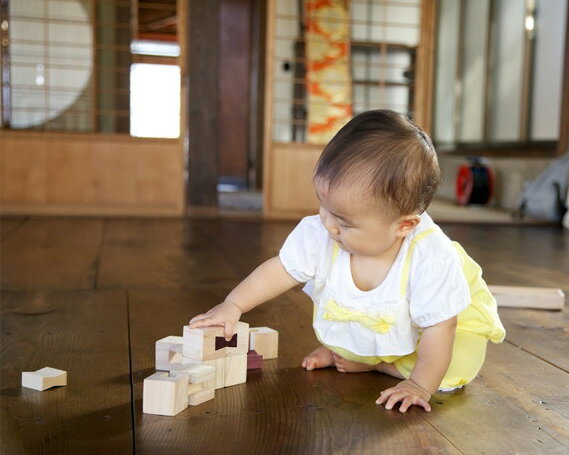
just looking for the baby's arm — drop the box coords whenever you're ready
[189,256,300,339]
[377,316,457,412]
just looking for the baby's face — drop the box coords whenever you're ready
[315,180,416,258]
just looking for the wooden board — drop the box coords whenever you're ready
[0,290,133,453]
[489,285,565,310]
[0,131,184,216]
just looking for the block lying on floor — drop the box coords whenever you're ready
[249,327,279,359]
[143,371,189,416]
[155,336,184,370]
[21,367,67,391]
[489,285,565,310]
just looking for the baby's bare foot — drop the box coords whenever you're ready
[302,346,336,370]
[333,353,376,373]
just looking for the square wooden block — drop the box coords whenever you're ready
[249,327,279,360]
[183,322,250,361]
[143,371,189,416]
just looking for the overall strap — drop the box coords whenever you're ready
[399,227,438,298]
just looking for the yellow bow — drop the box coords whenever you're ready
[322,299,395,334]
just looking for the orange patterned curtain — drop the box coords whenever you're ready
[305,0,352,144]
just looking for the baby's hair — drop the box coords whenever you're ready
[314,109,441,217]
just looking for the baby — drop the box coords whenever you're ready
[190,110,505,412]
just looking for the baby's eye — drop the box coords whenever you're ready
[339,223,352,229]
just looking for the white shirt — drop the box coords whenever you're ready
[279,213,471,357]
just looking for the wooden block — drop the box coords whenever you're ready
[182,325,226,361]
[249,327,279,359]
[206,357,226,390]
[247,350,263,370]
[183,322,250,361]
[188,388,215,406]
[169,363,215,384]
[187,383,203,395]
[225,322,250,357]
[156,336,184,370]
[224,353,247,387]
[21,367,67,391]
[142,371,188,416]
[489,285,565,310]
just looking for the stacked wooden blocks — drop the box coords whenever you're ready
[143,321,251,416]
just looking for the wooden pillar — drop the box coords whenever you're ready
[185,0,219,211]
[414,0,437,133]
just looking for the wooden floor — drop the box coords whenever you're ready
[1,215,568,454]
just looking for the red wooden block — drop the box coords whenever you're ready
[247,350,263,370]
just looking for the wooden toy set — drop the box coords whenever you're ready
[143,324,279,416]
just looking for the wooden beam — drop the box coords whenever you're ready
[489,285,565,310]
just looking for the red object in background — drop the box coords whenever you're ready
[456,159,494,206]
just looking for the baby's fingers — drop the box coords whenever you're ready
[383,391,407,410]
[376,388,396,405]
[189,315,221,328]
[399,395,431,413]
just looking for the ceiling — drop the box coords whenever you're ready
[137,0,177,41]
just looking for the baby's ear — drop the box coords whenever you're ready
[396,215,421,237]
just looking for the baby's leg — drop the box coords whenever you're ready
[301,346,336,370]
[334,354,405,378]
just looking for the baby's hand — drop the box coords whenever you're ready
[376,379,432,412]
[189,301,243,340]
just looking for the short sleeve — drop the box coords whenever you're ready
[279,216,323,283]
[409,248,471,328]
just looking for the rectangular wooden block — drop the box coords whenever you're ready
[224,353,247,387]
[169,363,215,384]
[489,285,565,310]
[187,383,203,395]
[143,371,188,416]
[249,327,279,359]
[156,335,184,370]
[188,388,215,406]
[21,367,67,391]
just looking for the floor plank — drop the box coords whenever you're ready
[422,342,569,454]
[500,307,569,372]
[0,290,133,454]
[0,218,104,290]
[129,289,461,454]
